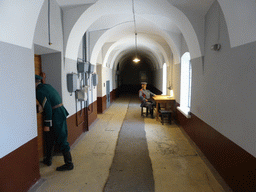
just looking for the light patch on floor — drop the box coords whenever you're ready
[33,96,229,192]
[93,142,109,155]
[35,98,129,192]
[144,117,225,192]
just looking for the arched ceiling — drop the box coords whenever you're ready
[107,44,163,72]
[2,0,255,68]
[63,0,204,64]
[56,0,256,65]
[117,50,156,72]
[89,15,175,70]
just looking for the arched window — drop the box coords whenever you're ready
[162,63,167,95]
[179,52,192,117]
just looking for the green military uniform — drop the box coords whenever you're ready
[36,83,70,153]
[35,75,73,171]
[139,82,156,117]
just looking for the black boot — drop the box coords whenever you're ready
[150,108,154,118]
[43,157,52,166]
[42,132,54,166]
[56,151,74,171]
[42,146,53,166]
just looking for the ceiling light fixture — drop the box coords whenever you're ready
[132,0,140,63]
[133,33,140,63]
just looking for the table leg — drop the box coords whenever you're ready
[155,101,159,120]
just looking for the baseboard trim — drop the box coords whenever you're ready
[0,138,40,192]
[176,110,256,191]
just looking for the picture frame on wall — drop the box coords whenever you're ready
[140,71,147,82]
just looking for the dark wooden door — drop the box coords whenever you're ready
[34,55,44,160]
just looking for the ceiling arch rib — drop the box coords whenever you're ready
[102,43,160,70]
[134,0,202,59]
[112,49,159,72]
[108,46,160,72]
[100,34,169,70]
[89,16,178,69]
[64,0,202,62]
[217,0,256,48]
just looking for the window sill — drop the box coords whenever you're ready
[177,106,191,118]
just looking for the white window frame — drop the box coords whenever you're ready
[162,63,167,95]
[178,52,192,118]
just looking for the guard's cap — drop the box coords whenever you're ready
[35,75,43,80]
[141,82,147,85]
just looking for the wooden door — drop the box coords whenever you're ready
[34,55,44,160]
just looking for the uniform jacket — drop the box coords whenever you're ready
[139,89,155,102]
[36,83,69,127]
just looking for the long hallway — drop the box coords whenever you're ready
[32,95,229,192]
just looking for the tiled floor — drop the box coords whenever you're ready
[31,95,230,192]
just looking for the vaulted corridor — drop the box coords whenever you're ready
[31,94,230,192]
[1,1,256,191]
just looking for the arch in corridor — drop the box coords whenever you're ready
[99,35,170,71]
[64,0,203,62]
[89,18,178,67]
[0,1,255,56]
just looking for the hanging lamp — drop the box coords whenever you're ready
[132,0,140,63]
[133,33,140,63]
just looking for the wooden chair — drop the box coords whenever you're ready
[141,105,150,117]
[158,103,172,124]
[139,89,154,118]
[139,89,149,117]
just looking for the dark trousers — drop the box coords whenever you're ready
[143,98,156,111]
[44,120,70,159]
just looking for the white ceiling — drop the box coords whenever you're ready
[56,0,214,14]
[167,0,215,15]
[59,0,215,65]
[56,0,214,34]
[55,0,98,7]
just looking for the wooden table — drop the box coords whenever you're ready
[153,95,176,121]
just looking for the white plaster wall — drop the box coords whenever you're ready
[0,43,37,158]
[167,54,173,96]
[112,69,117,90]
[218,0,256,48]
[181,35,189,56]
[102,67,113,96]
[88,30,106,62]
[192,1,256,157]
[33,0,63,52]
[154,68,163,93]
[88,65,98,104]
[172,34,188,103]
[62,4,93,51]
[96,65,103,97]
[174,7,206,56]
[62,58,78,116]
[0,1,43,48]
[102,43,114,67]
[97,48,103,64]
[78,40,83,60]
[41,52,62,96]
[173,63,181,103]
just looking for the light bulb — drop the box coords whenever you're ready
[133,58,140,63]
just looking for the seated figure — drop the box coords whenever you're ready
[139,82,156,117]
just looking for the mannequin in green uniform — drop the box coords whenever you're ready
[35,75,74,171]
